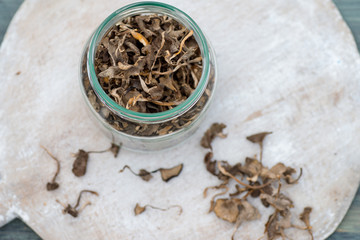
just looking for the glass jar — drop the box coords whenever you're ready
[79,1,217,151]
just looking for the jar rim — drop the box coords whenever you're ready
[87,1,210,123]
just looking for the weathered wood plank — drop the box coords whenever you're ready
[0,0,24,43]
[334,0,360,48]
[0,219,40,240]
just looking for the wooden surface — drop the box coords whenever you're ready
[0,0,359,239]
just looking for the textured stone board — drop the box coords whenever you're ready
[0,0,360,239]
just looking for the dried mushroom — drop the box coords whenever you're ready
[41,145,61,191]
[72,150,89,177]
[246,132,271,162]
[119,163,183,182]
[158,163,183,182]
[119,165,153,181]
[95,14,201,113]
[134,203,182,216]
[72,141,122,177]
[134,203,146,215]
[56,190,99,218]
[246,132,272,144]
[200,123,227,149]
[300,207,314,240]
[204,151,217,176]
[81,14,216,137]
[260,193,294,211]
[110,142,122,158]
[201,124,313,239]
[213,198,240,223]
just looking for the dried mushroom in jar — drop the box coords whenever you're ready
[95,14,202,113]
[81,13,215,137]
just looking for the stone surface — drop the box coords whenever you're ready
[0,0,360,239]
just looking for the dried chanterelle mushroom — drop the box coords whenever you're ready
[119,163,183,182]
[82,13,215,137]
[246,132,272,162]
[40,145,61,191]
[56,190,99,218]
[158,164,184,182]
[119,165,153,181]
[200,123,227,149]
[95,14,202,113]
[200,124,313,240]
[300,207,314,240]
[72,141,122,177]
[134,203,182,216]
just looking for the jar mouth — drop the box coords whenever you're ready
[87,1,210,123]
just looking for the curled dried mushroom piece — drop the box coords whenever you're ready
[213,198,240,223]
[72,141,122,177]
[119,165,153,181]
[72,149,89,177]
[246,132,272,162]
[56,190,99,218]
[41,145,61,191]
[134,203,182,216]
[158,163,183,182]
[300,207,314,240]
[110,142,122,158]
[200,123,227,149]
[119,163,183,182]
[95,14,202,113]
[201,123,313,239]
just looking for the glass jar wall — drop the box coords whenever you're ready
[79,2,217,151]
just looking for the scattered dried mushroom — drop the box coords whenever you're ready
[81,13,215,137]
[200,123,227,149]
[201,123,313,240]
[41,145,60,191]
[246,131,272,162]
[300,207,313,240]
[119,163,183,182]
[72,141,122,177]
[134,203,182,216]
[56,190,99,218]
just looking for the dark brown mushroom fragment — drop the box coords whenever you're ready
[213,198,240,223]
[134,203,182,216]
[204,151,217,176]
[200,123,227,149]
[41,145,60,191]
[72,141,122,177]
[300,207,314,240]
[157,164,183,182]
[231,200,261,240]
[134,203,146,216]
[72,150,89,177]
[109,142,122,158]
[246,131,272,162]
[119,163,183,182]
[56,190,99,218]
[119,165,153,181]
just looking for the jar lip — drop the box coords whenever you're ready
[87,1,210,123]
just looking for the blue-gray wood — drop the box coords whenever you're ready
[0,0,24,44]
[0,0,359,239]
